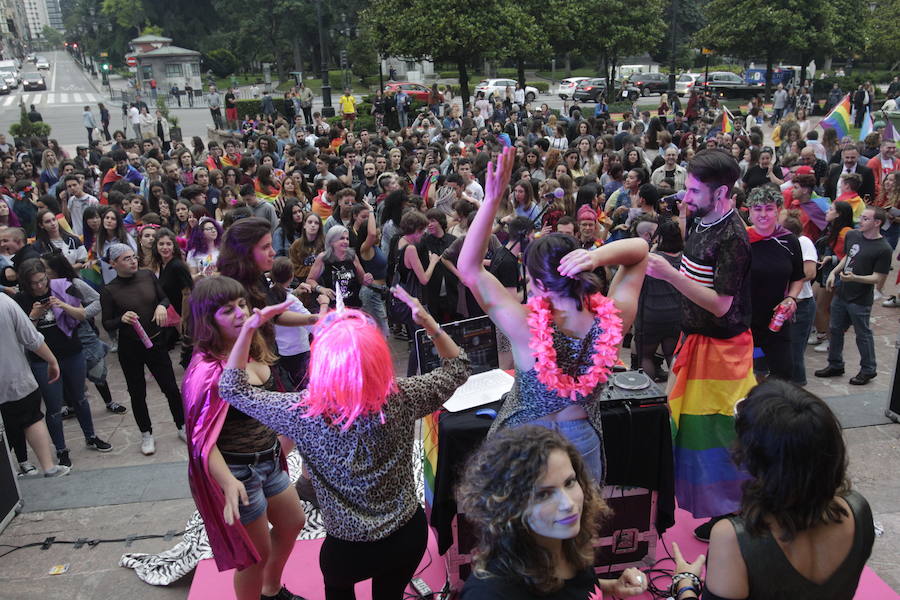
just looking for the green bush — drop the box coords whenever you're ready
[812,71,893,100]
[235,98,289,120]
[205,49,239,78]
[526,81,549,93]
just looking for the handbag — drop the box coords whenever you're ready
[164,304,182,328]
[388,267,423,324]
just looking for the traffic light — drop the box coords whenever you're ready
[101,63,109,72]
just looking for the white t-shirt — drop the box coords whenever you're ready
[186,248,220,275]
[465,179,484,202]
[798,235,818,299]
[274,293,313,356]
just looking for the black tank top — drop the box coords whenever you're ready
[705,490,874,600]
[320,257,361,307]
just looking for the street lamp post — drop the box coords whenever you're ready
[315,0,335,117]
[668,0,678,96]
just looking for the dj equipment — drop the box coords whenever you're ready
[0,422,23,535]
[599,370,668,407]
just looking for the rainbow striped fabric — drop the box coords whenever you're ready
[669,330,756,518]
[820,94,852,139]
[422,411,441,519]
[721,107,734,134]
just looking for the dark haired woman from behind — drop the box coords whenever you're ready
[634,218,683,381]
[458,426,647,599]
[811,200,855,351]
[671,379,874,600]
[458,147,648,482]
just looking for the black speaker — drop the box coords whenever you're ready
[0,428,23,534]
[886,341,900,423]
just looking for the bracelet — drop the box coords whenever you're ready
[425,327,443,340]
[676,585,699,599]
[670,573,702,597]
[785,296,797,303]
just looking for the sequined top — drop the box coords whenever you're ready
[218,352,470,542]
[490,317,608,434]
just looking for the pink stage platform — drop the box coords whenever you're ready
[188,508,899,599]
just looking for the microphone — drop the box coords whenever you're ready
[661,190,685,214]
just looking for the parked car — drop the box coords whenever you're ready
[694,71,758,98]
[383,81,441,103]
[0,69,18,89]
[628,72,669,96]
[473,78,539,103]
[558,77,589,100]
[25,53,36,63]
[572,78,608,102]
[675,73,700,96]
[0,81,9,95]
[35,57,50,70]
[21,71,46,91]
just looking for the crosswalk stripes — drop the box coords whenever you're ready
[0,91,100,107]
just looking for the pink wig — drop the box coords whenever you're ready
[300,309,397,430]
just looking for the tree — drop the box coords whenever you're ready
[864,0,900,69]
[101,0,146,36]
[579,0,667,98]
[694,0,863,100]
[361,0,525,106]
[41,26,66,47]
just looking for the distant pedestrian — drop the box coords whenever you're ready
[27,104,43,123]
[83,105,97,145]
[128,103,141,138]
[261,90,275,119]
[208,85,224,130]
[98,103,111,141]
[170,83,181,108]
[224,87,238,129]
[185,83,194,107]
[150,78,158,100]
[298,82,314,125]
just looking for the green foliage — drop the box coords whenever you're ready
[865,0,900,67]
[205,49,239,78]
[140,23,165,36]
[813,72,895,99]
[41,26,65,47]
[9,105,52,139]
[101,0,146,31]
[235,98,288,121]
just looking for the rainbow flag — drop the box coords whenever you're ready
[859,108,874,142]
[254,179,280,204]
[669,330,756,518]
[819,94,852,139]
[721,107,734,134]
[422,411,441,518]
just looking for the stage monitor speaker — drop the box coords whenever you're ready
[0,426,23,535]
[886,339,900,423]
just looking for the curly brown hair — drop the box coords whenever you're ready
[457,426,609,594]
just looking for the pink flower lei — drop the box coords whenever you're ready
[526,293,623,401]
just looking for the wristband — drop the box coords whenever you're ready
[426,327,443,340]
[676,585,699,599]
[670,573,702,597]
[786,296,797,303]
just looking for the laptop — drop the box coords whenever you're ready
[415,315,514,412]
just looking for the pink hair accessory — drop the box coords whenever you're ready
[526,293,622,401]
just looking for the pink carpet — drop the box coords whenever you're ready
[189,508,898,599]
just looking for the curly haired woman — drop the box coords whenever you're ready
[457,426,647,599]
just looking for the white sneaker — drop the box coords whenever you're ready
[44,465,71,478]
[177,427,187,443]
[141,432,156,455]
[873,289,885,301]
[882,296,900,308]
[814,341,829,353]
[807,331,823,345]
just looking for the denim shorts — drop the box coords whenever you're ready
[226,458,291,525]
[519,417,603,483]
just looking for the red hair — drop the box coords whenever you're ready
[300,310,396,429]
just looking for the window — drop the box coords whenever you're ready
[191,63,201,76]
[165,63,183,78]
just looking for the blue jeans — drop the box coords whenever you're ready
[828,295,876,374]
[520,417,603,483]
[360,285,388,337]
[226,457,291,525]
[883,223,900,251]
[30,353,94,452]
[791,297,816,385]
[772,107,784,124]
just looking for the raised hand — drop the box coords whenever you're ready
[484,146,516,205]
[244,301,293,330]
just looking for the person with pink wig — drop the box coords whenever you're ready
[217,290,469,600]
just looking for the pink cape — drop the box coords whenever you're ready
[182,352,288,572]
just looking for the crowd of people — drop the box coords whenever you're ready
[0,80,890,599]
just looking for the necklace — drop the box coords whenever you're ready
[696,208,734,232]
[526,293,623,401]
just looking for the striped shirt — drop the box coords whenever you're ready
[680,210,752,339]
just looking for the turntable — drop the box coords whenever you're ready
[600,370,668,406]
